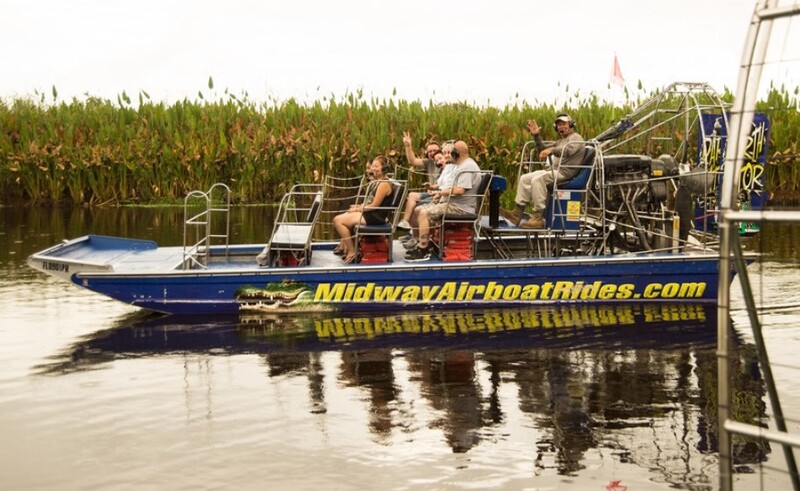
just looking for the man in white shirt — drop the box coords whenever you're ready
[405,140,481,262]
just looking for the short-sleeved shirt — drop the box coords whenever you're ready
[446,158,481,215]
[421,158,440,185]
[437,163,457,189]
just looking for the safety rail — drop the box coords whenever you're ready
[256,183,323,267]
[547,141,598,233]
[315,174,367,240]
[430,170,493,261]
[717,2,800,490]
[182,183,231,269]
[353,179,408,263]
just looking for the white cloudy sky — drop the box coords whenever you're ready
[0,0,777,106]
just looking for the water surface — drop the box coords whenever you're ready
[2,206,799,490]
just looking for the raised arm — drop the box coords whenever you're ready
[528,120,547,153]
[402,131,425,168]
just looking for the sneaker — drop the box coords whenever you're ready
[399,233,414,243]
[397,219,411,230]
[402,237,418,250]
[404,246,431,262]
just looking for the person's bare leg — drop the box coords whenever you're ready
[333,212,361,261]
[402,193,420,222]
[416,209,430,248]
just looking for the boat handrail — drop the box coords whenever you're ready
[182,183,231,269]
[315,173,369,240]
[717,3,800,490]
[517,139,555,183]
[256,184,324,267]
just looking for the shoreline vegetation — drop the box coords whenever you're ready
[1,82,798,206]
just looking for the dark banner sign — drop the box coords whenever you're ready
[696,112,770,234]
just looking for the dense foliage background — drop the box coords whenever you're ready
[1,83,798,205]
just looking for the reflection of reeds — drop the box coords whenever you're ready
[1,86,797,205]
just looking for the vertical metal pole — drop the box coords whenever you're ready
[733,238,800,489]
[672,212,680,252]
[718,218,733,491]
[718,3,779,489]
[718,3,769,489]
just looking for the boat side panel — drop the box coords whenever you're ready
[72,255,721,314]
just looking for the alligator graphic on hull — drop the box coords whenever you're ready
[236,280,330,312]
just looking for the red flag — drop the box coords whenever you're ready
[611,54,624,86]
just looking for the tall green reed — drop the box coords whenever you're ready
[1,85,798,205]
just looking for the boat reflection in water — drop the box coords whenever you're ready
[39,303,769,482]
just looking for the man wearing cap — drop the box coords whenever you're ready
[501,114,585,229]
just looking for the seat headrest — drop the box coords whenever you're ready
[476,172,492,195]
[390,183,405,208]
[582,146,596,165]
[305,192,323,223]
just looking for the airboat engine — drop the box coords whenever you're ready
[590,82,736,253]
[602,154,681,251]
[603,154,678,202]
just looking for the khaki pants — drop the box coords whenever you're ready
[514,169,555,212]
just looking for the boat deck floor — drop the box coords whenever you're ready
[72,241,453,275]
[37,242,188,274]
[83,238,715,275]
[205,242,444,271]
[123,247,188,272]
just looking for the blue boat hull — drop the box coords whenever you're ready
[28,235,724,315]
[72,254,720,315]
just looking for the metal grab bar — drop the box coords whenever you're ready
[182,183,231,269]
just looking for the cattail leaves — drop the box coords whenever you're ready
[1,87,799,205]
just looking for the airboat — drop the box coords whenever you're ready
[28,82,768,315]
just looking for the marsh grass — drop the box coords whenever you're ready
[1,85,797,205]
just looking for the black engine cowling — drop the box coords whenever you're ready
[601,154,682,252]
[603,154,678,204]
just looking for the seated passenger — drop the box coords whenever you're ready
[332,160,376,256]
[402,132,441,187]
[397,150,445,230]
[399,133,443,230]
[500,114,584,229]
[332,156,395,264]
[404,140,481,262]
[400,141,457,249]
